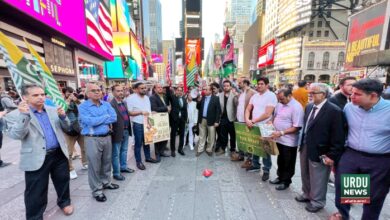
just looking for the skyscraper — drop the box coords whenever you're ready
[143,0,163,54]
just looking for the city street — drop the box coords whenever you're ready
[0,136,389,220]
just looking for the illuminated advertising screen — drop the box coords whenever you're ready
[130,32,143,67]
[274,37,302,70]
[151,54,163,63]
[278,0,312,37]
[258,39,275,68]
[185,39,201,66]
[112,32,130,56]
[3,0,87,46]
[111,0,131,32]
[344,0,390,70]
[85,0,114,60]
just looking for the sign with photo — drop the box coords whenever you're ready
[144,113,170,144]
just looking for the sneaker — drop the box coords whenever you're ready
[241,159,252,169]
[82,164,88,170]
[189,145,194,151]
[70,170,78,180]
[246,166,260,172]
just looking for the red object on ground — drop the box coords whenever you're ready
[203,169,213,178]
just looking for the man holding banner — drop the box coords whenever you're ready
[245,77,277,181]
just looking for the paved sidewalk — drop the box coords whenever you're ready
[0,135,389,220]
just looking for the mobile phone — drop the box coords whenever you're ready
[319,155,327,165]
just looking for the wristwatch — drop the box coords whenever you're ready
[280,131,285,136]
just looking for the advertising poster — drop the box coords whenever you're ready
[144,113,170,145]
[234,122,279,157]
[212,48,239,77]
[3,0,87,45]
[257,39,275,68]
[345,0,390,70]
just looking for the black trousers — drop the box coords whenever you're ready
[155,141,168,157]
[216,118,236,152]
[335,148,390,220]
[25,148,71,220]
[170,119,185,152]
[276,143,297,185]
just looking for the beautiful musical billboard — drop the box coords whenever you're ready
[345,0,390,70]
[3,0,88,46]
[258,39,275,68]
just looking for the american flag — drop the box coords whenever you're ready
[85,0,113,57]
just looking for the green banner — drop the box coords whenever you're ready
[234,122,279,156]
[234,122,267,157]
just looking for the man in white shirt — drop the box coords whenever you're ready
[126,82,158,170]
[245,77,277,181]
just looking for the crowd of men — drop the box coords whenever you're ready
[0,76,389,220]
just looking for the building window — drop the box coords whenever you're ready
[308,52,315,69]
[317,31,321,37]
[318,21,322,27]
[309,31,314,37]
[310,21,315,28]
[322,52,330,69]
[337,52,345,67]
[324,30,329,37]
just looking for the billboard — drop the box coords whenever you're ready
[112,32,130,56]
[151,54,163,63]
[258,39,275,68]
[3,0,87,46]
[277,0,312,37]
[85,0,114,60]
[110,0,132,32]
[274,37,302,70]
[185,39,202,66]
[345,0,390,70]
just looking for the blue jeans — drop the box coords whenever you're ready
[133,122,151,163]
[112,130,129,176]
[252,153,272,172]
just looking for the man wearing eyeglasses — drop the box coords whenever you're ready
[296,83,345,213]
[79,83,119,202]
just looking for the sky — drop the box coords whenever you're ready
[161,0,226,54]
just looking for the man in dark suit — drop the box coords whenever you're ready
[150,83,171,161]
[196,85,221,157]
[329,76,356,110]
[110,85,135,181]
[169,86,187,156]
[295,83,346,213]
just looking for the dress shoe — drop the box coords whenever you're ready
[178,150,185,156]
[216,148,225,156]
[231,153,244,161]
[262,172,270,181]
[160,152,170,157]
[246,166,260,172]
[171,151,176,157]
[104,183,119,190]
[196,151,203,157]
[295,196,310,203]
[113,175,125,181]
[121,168,135,173]
[269,178,282,185]
[145,158,158,163]
[62,205,74,216]
[241,159,252,169]
[137,163,146,170]
[305,204,323,213]
[275,184,289,191]
[206,151,213,157]
[94,194,107,202]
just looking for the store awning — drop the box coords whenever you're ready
[353,50,390,67]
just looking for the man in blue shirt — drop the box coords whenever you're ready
[79,83,118,202]
[334,79,390,220]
